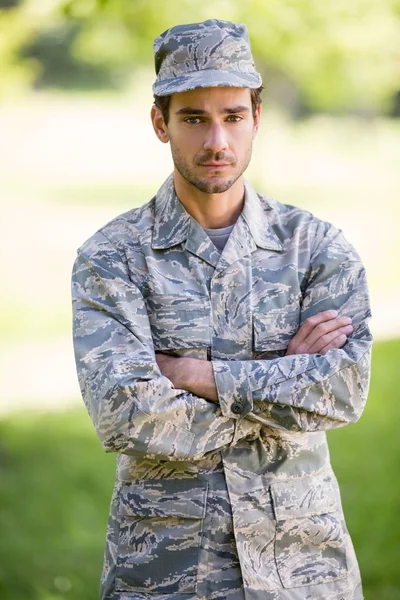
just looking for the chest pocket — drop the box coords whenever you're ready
[148,295,211,353]
[253,309,300,358]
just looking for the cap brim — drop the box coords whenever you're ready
[152,69,262,96]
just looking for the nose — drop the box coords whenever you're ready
[203,122,228,154]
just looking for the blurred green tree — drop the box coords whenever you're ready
[1,0,399,115]
[0,1,39,96]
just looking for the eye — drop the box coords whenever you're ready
[184,117,202,125]
[226,115,243,122]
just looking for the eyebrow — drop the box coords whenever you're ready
[175,105,250,115]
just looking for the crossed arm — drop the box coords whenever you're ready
[72,223,372,460]
[156,309,355,402]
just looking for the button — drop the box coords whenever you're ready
[232,402,244,415]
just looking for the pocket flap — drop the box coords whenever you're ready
[253,310,300,351]
[270,475,338,520]
[119,479,208,519]
[148,295,211,349]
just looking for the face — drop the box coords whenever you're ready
[152,87,261,195]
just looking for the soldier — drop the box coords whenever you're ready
[72,19,372,600]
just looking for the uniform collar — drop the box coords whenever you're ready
[241,180,283,252]
[151,174,283,254]
[151,174,190,250]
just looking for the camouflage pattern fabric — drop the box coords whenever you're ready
[152,20,262,96]
[72,174,372,600]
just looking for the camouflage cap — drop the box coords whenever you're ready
[152,19,262,96]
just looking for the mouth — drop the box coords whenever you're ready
[200,163,231,169]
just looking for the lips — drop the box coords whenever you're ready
[201,163,230,168]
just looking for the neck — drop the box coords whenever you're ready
[173,170,245,228]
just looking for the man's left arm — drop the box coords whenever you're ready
[160,224,372,433]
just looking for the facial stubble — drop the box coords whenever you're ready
[169,138,254,195]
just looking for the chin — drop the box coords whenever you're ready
[196,173,240,194]
[198,180,234,194]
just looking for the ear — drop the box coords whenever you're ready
[252,103,262,138]
[151,105,170,143]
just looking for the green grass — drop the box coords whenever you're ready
[0,411,116,600]
[0,338,399,600]
[328,337,400,600]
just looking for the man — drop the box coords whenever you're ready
[72,19,372,600]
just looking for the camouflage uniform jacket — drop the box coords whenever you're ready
[72,174,372,600]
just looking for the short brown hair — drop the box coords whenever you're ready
[153,86,264,125]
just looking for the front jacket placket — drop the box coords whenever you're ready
[184,212,301,599]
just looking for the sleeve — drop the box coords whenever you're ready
[72,231,260,460]
[212,223,372,432]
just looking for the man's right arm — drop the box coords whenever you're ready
[72,231,259,461]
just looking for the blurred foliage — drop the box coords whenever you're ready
[19,21,115,89]
[0,0,23,8]
[0,2,39,96]
[0,0,399,114]
[0,338,399,600]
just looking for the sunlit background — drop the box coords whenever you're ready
[1,1,399,599]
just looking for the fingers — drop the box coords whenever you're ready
[307,321,353,353]
[319,328,352,355]
[309,324,353,355]
[286,310,354,356]
[292,310,340,345]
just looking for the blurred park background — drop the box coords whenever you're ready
[0,0,399,599]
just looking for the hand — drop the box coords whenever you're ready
[286,310,353,356]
